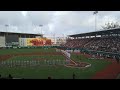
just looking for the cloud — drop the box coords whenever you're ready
[0,11,120,37]
[27,11,55,25]
[0,11,29,26]
[48,11,95,35]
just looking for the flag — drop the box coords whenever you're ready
[93,11,98,15]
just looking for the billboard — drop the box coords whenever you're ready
[26,38,52,46]
[19,38,52,46]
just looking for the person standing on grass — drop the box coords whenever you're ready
[48,76,52,79]
[115,55,119,64]
[73,72,75,79]
[8,74,13,79]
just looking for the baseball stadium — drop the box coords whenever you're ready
[0,11,120,79]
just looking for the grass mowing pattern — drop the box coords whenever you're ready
[71,53,112,78]
[0,48,111,79]
[8,55,65,61]
[0,48,56,55]
[0,55,66,79]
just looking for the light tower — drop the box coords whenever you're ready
[39,25,43,37]
[5,24,9,34]
[39,25,43,34]
[93,11,98,31]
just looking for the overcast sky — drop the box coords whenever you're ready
[0,11,120,37]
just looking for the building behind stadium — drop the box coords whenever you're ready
[0,31,54,48]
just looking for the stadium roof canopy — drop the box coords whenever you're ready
[68,28,120,37]
[0,31,43,36]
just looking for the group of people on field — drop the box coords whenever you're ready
[0,74,13,79]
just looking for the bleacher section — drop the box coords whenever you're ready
[62,36,120,53]
[62,28,120,53]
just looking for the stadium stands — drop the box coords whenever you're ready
[84,36,120,52]
[62,36,120,53]
[62,38,90,48]
[62,28,120,53]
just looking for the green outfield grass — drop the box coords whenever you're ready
[0,48,111,79]
[71,54,112,78]
[8,55,65,61]
[0,48,56,55]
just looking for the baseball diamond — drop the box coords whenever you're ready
[0,11,120,79]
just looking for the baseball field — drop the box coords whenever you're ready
[0,47,112,79]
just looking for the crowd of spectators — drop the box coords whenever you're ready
[62,36,120,53]
[62,38,90,48]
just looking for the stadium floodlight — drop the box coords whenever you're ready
[93,11,98,31]
[39,25,43,34]
[5,24,9,33]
